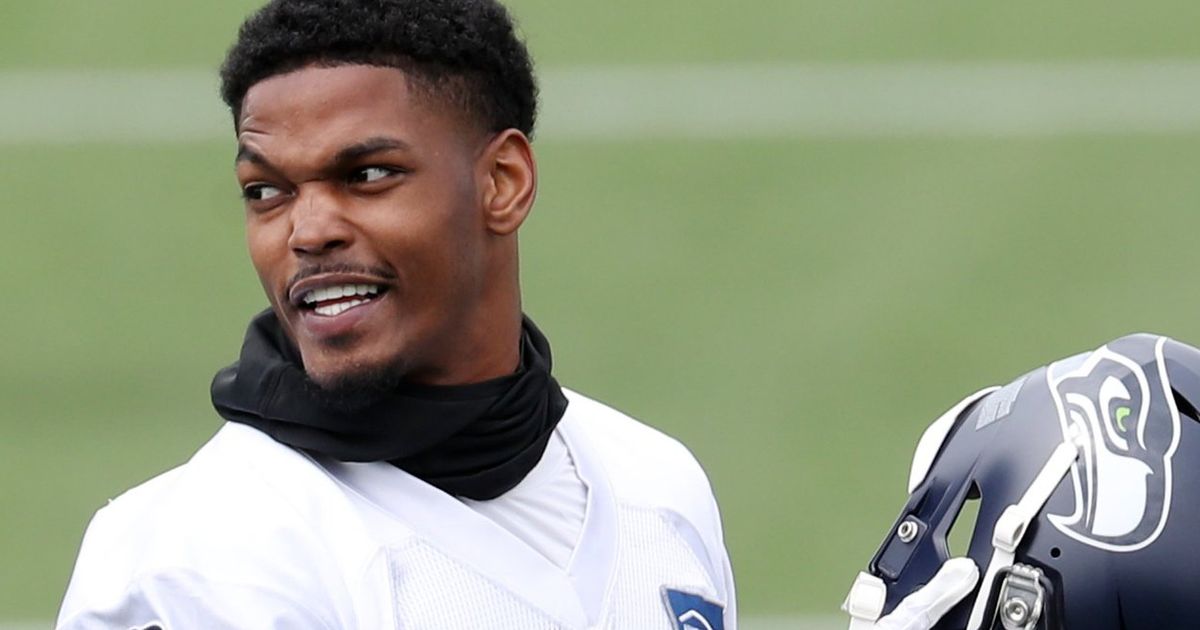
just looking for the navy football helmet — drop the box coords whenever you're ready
[845,333,1200,629]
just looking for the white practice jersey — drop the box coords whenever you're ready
[57,390,736,630]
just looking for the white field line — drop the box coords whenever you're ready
[5,61,1200,144]
[1,618,846,630]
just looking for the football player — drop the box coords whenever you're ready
[57,1,736,628]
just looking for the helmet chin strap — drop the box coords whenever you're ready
[966,429,1083,630]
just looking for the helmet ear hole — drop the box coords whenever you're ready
[947,481,982,557]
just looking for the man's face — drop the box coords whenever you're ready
[235,65,494,388]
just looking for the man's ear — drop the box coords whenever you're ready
[479,129,537,236]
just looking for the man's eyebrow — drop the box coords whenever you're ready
[235,144,269,167]
[233,137,411,170]
[333,136,412,164]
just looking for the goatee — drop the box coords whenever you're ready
[305,361,408,414]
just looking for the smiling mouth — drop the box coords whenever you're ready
[297,283,386,317]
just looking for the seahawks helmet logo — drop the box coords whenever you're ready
[1045,336,1181,551]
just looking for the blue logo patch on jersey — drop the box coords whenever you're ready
[662,588,724,630]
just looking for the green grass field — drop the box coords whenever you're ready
[4,0,1200,624]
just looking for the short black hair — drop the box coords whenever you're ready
[219,0,537,137]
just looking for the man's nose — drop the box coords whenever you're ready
[288,186,352,256]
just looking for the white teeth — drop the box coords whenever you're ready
[302,284,381,304]
[313,299,366,317]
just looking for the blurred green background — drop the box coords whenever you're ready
[3,1,1200,625]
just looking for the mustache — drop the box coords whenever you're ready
[285,262,399,294]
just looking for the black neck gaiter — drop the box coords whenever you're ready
[210,309,569,500]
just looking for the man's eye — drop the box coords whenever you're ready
[243,184,284,201]
[349,166,395,184]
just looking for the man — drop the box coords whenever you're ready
[57,1,735,628]
[57,1,966,628]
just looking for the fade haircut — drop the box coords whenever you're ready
[219,0,537,137]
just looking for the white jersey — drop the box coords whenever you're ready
[57,390,737,630]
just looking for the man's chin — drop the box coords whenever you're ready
[303,359,408,414]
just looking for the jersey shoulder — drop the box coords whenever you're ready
[60,423,365,624]
[561,388,720,525]
[82,422,341,548]
[560,389,736,618]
